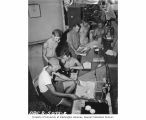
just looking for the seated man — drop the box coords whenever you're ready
[93,21,105,41]
[61,50,83,70]
[38,58,80,107]
[58,50,83,78]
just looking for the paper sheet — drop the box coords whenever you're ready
[76,46,90,56]
[83,61,91,69]
[76,81,95,99]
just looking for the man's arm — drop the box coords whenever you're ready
[46,84,70,98]
[70,66,83,70]
[46,84,79,100]
[52,72,74,81]
[67,33,77,52]
[42,42,49,63]
[70,59,83,70]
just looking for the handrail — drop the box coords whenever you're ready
[28,38,49,46]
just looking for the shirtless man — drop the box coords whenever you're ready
[79,21,90,46]
[78,22,105,51]
[56,50,83,79]
[60,50,83,70]
[42,29,63,66]
[93,21,105,40]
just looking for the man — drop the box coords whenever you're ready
[79,22,105,51]
[60,50,83,70]
[67,23,81,58]
[79,21,90,46]
[38,58,80,107]
[42,29,63,66]
[57,50,84,82]
[93,21,105,40]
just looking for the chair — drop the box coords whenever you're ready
[32,75,39,96]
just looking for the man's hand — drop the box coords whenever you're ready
[75,50,80,55]
[80,95,90,100]
[69,94,80,100]
[53,72,73,81]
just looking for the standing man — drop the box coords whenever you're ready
[79,21,90,46]
[67,23,81,59]
[82,21,105,50]
[42,29,63,66]
[38,58,80,107]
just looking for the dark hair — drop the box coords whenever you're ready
[52,29,63,37]
[72,23,81,28]
[63,50,72,57]
[47,62,52,67]
[101,1,105,5]
[98,20,103,24]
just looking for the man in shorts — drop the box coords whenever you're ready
[38,58,80,107]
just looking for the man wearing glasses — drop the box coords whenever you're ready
[43,29,63,66]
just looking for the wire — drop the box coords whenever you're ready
[94,60,105,81]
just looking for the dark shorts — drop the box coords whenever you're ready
[42,82,64,106]
[42,56,57,66]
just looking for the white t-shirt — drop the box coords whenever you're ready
[38,67,52,93]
